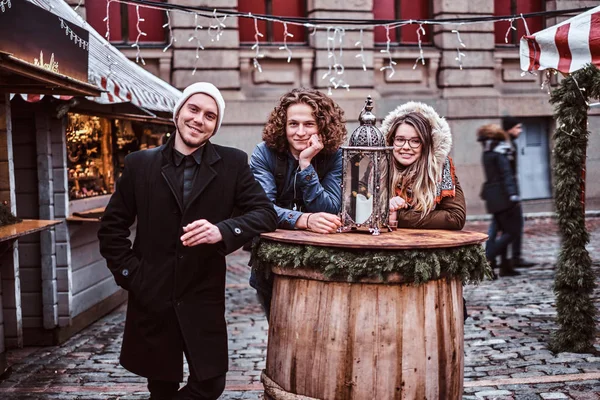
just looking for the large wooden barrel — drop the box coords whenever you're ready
[258,229,488,400]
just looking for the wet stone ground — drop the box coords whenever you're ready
[0,217,599,399]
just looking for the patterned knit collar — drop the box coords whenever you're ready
[395,156,456,206]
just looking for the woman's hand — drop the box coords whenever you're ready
[389,196,409,212]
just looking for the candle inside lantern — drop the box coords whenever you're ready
[355,193,373,224]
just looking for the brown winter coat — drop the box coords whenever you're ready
[395,180,466,229]
[98,139,277,382]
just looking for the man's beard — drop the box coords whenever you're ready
[176,120,212,149]
[180,134,206,149]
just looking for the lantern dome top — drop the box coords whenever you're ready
[348,96,386,147]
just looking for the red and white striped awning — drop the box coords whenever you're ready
[9,94,73,102]
[24,0,181,113]
[520,6,600,74]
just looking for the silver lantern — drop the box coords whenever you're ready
[339,96,393,235]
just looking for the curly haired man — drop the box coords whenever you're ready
[249,88,347,319]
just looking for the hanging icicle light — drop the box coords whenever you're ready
[188,13,205,76]
[251,15,265,72]
[278,22,294,62]
[162,10,177,52]
[131,5,147,65]
[355,29,367,72]
[0,0,11,13]
[413,24,426,69]
[451,29,466,70]
[208,9,227,42]
[379,25,397,78]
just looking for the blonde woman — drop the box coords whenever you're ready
[382,102,466,230]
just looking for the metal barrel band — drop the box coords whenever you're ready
[261,370,320,400]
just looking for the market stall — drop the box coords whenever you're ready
[520,6,600,353]
[0,0,103,374]
[1,0,181,351]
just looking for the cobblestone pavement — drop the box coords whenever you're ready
[0,217,599,399]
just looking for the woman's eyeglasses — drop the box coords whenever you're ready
[393,137,422,148]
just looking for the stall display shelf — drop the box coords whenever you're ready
[66,207,105,223]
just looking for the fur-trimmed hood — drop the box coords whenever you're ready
[380,101,452,172]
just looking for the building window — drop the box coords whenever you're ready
[238,0,306,44]
[86,1,166,45]
[373,0,431,45]
[495,0,544,45]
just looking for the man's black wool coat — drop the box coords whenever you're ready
[98,139,277,382]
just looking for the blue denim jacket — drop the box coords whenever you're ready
[249,142,342,229]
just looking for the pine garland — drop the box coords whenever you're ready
[0,202,21,227]
[253,239,491,285]
[548,64,598,353]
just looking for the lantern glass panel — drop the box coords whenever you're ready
[343,153,375,225]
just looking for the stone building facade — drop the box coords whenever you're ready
[73,0,600,214]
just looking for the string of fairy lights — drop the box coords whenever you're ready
[59,17,89,50]
[91,0,592,94]
[4,0,595,95]
[0,0,11,13]
[0,0,90,51]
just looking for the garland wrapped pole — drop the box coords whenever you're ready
[548,63,598,353]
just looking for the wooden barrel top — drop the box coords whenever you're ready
[261,228,487,250]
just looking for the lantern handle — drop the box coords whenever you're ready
[359,95,376,126]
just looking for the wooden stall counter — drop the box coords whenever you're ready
[0,219,63,375]
[256,228,489,400]
[0,219,62,243]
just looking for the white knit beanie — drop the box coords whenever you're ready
[172,82,226,135]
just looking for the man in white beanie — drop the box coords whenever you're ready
[99,82,277,400]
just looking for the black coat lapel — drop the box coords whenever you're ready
[185,141,220,212]
[160,145,184,212]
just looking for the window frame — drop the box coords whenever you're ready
[238,0,308,46]
[87,0,167,48]
[494,0,545,46]
[373,0,433,46]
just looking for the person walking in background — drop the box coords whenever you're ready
[248,87,347,319]
[98,82,277,400]
[486,116,536,272]
[478,123,522,277]
[381,101,466,230]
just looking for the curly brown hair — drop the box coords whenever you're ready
[262,88,347,154]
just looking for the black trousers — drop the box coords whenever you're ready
[487,204,524,262]
[148,322,226,400]
[249,268,273,321]
[148,373,225,400]
[486,205,522,261]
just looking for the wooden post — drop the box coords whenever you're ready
[35,110,58,330]
[0,93,23,350]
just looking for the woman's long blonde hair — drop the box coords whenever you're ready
[385,112,438,216]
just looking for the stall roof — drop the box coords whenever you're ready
[0,52,101,97]
[520,5,600,74]
[27,0,182,113]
